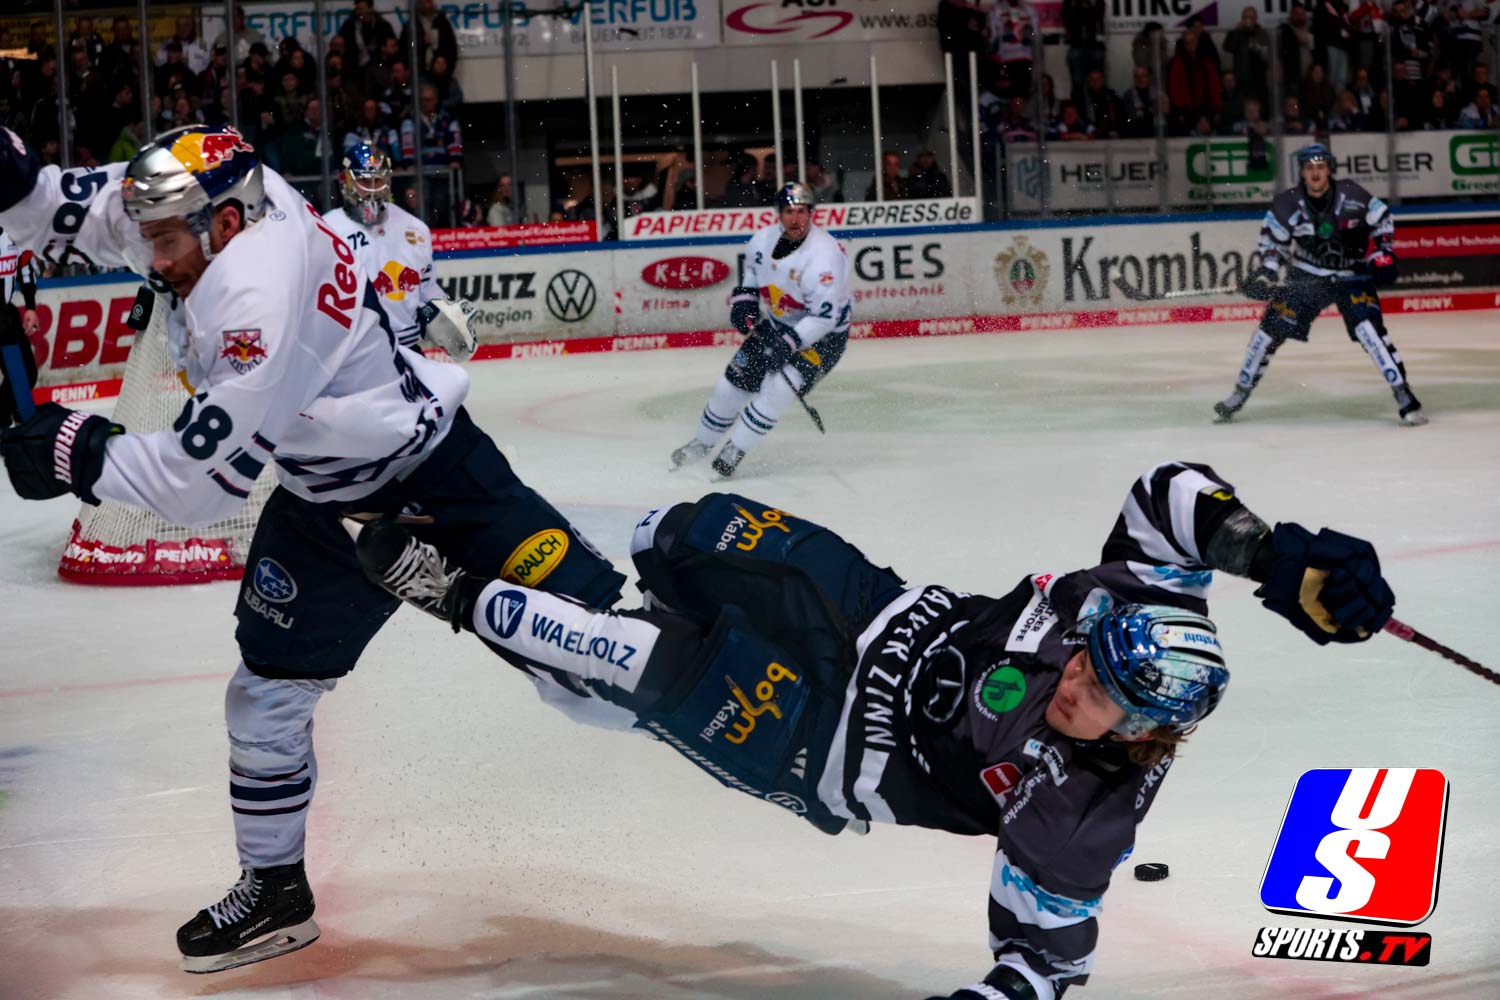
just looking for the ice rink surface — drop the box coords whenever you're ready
[3,312,1498,1000]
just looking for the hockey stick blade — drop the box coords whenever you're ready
[782,370,825,434]
[1383,617,1498,686]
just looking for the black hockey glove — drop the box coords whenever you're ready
[729,285,760,335]
[0,402,122,504]
[1255,522,1394,645]
[1241,266,1279,302]
[926,964,1049,1000]
[752,318,801,368]
[1361,250,1397,287]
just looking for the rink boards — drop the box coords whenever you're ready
[24,206,1500,405]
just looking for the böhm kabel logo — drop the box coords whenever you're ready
[1261,768,1448,926]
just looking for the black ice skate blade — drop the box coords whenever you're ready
[180,917,321,974]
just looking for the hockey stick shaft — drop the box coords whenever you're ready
[1383,617,1498,686]
[2,341,35,422]
[1112,273,1361,304]
[782,369,825,434]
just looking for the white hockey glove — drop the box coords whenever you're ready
[420,298,480,363]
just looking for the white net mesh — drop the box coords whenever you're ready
[59,296,275,585]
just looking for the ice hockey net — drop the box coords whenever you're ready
[58,297,275,585]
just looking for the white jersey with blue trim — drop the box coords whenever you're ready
[321,202,441,349]
[741,222,851,349]
[0,158,468,526]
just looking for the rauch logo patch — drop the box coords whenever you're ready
[501,529,570,587]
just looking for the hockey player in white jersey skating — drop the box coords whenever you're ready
[0,125,625,973]
[321,143,477,361]
[671,181,851,477]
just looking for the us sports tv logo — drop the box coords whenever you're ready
[1261,768,1449,926]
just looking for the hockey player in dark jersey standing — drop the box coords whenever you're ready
[1214,143,1426,426]
[351,461,1395,1000]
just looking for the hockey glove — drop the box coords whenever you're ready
[729,285,760,335]
[1255,522,1394,645]
[1363,250,1397,288]
[0,402,123,503]
[1241,266,1279,302]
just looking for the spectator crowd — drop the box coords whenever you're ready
[0,0,469,224]
[940,0,1500,144]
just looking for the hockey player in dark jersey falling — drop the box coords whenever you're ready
[1215,143,1427,426]
[352,461,1395,1000]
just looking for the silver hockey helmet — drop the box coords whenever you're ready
[122,125,266,258]
[774,181,816,210]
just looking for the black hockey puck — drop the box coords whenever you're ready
[1134,862,1170,882]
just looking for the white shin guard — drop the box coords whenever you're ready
[1352,319,1406,388]
[728,366,805,453]
[696,376,753,447]
[226,663,337,869]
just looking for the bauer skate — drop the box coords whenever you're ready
[669,438,713,470]
[711,443,746,478]
[1394,386,1428,426]
[178,861,319,973]
[1213,387,1251,423]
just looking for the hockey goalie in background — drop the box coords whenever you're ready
[353,461,1397,1000]
[322,142,477,362]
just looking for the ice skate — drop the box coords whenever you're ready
[669,439,713,471]
[1213,387,1251,423]
[178,861,319,974]
[711,443,746,478]
[347,518,475,629]
[1394,386,1427,426]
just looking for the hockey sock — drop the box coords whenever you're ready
[226,663,336,869]
[1351,319,1408,388]
[728,368,803,454]
[1236,328,1281,390]
[696,376,752,447]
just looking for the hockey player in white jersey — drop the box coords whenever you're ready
[670,181,851,477]
[321,143,477,361]
[0,124,625,973]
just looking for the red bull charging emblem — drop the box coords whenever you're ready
[220,329,268,374]
[170,129,255,174]
[374,260,421,301]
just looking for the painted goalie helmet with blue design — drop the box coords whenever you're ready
[121,125,266,258]
[1082,604,1230,739]
[340,143,392,226]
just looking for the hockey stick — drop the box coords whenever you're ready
[1383,617,1498,687]
[1,320,36,423]
[1112,272,1361,304]
[1111,278,1244,303]
[782,370,826,434]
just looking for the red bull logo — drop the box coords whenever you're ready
[763,284,805,317]
[374,260,422,301]
[170,128,255,174]
[220,329,267,374]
